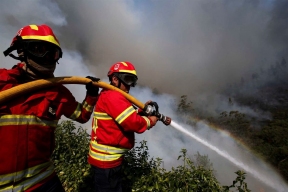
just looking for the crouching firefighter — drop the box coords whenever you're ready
[0,24,99,191]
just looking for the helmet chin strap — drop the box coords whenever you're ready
[116,77,122,89]
[110,75,124,89]
[8,53,25,61]
[117,81,122,89]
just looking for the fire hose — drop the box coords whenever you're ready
[0,76,171,125]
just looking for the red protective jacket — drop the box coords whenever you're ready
[88,89,152,168]
[0,64,97,191]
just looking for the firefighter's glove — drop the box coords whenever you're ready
[86,76,100,97]
[148,116,158,129]
[143,100,153,116]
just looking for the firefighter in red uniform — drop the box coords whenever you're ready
[0,24,99,191]
[88,61,159,192]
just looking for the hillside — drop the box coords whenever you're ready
[184,58,288,182]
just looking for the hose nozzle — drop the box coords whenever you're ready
[158,114,171,126]
[143,102,171,126]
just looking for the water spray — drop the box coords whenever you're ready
[170,120,288,192]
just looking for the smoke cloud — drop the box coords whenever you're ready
[54,0,288,97]
[1,0,288,191]
[1,0,287,97]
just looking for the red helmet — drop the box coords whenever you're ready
[108,61,138,87]
[3,24,62,61]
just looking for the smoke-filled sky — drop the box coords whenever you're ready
[1,0,288,191]
[1,0,288,97]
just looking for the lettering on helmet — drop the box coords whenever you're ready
[17,28,23,36]
[114,64,120,70]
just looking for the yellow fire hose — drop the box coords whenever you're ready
[0,76,145,109]
[0,76,171,125]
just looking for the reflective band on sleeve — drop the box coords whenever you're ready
[0,163,54,192]
[0,115,58,127]
[142,116,151,129]
[90,140,128,155]
[82,101,94,113]
[115,106,135,124]
[69,103,82,120]
[94,112,112,120]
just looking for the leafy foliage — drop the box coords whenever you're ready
[52,121,250,191]
[222,171,250,192]
[177,95,194,114]
[123,146,249,192]
[177,85,288,183]
[52,121,94,192]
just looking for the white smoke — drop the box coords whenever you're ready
[1,0,288,191]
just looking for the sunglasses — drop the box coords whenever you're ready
[23,41,62,62]
[117,73,138,87]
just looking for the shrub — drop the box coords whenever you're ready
[52,121,93,192]
[52,120,250,192]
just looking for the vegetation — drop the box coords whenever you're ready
[52,66,288,191]
[52,121,93,192]
[52,120,250,192]
[175,56,288,182]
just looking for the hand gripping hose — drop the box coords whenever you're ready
[0,76,145,109]
[0,76,171,125]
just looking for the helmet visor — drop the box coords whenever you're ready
[24,41,62,62]
[117,73,138,87]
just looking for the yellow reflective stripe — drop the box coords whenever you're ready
[121,62,128,66]
[0,164,54,192]
[119,69,137,75]
[69,103,81,120]
[22,35,60,47]
[90,141,128,155]
[82,101,94,113]
[0,162,51,185]
[115,106,135,124]
[0,115,58,127]
[142,116,151,129]
[94,112,112,120]
[21,35,60,47]
[92,117,98,134]
[89,148,122,161]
